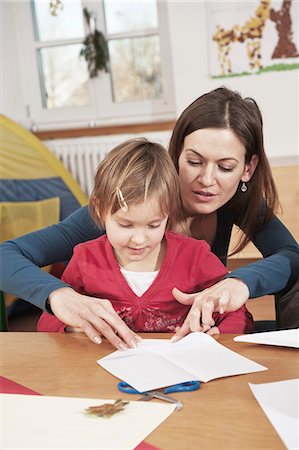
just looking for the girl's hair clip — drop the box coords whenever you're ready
[116,187,128,212]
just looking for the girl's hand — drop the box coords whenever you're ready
[48,287,141,350]
[171,278,250,342]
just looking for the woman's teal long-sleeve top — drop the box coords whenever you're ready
[0,205,298,311]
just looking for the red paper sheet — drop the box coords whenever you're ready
[135,443,160,450]
[0,376,41,395]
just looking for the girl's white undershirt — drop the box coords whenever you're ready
[120,267,159,297]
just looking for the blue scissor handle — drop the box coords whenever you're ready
[117,380,200,395]
[164,380,200,394]
[118,381,142,394]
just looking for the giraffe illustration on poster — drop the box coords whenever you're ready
[208,0,299,78]
[213,0,271,75]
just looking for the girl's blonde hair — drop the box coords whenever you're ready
[89,138,184,230]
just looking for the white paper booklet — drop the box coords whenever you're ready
[249,379,299,450]
[234,329,299,348]
[2,394,176,450]
[98,332,267,392]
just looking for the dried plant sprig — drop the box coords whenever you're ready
[85,399,129,418]
[49,0,63,16]
[79,7,109,78]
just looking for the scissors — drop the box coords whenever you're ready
[117,380,200,410]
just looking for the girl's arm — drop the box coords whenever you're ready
[228,214,299,298]
[0,206,102,310]
[37,312,67,332]
[212,306,254,334]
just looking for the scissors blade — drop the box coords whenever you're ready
[138,393,152,402]
[139,390,182,409]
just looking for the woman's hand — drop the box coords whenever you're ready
[206,326,220,336]
[48,287,141,350]
[171,278,250,342]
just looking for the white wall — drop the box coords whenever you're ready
[1,0,298,160]
[1,2,30,127]
[167,1,299,161]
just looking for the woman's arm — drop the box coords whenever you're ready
[0,206,101,310]
[171,278,250,341]
[0,206,141,349]
[172,215,298,342]
[228,214,299,298]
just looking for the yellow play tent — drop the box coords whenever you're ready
[0,114,87,237]
[0,115,88,313]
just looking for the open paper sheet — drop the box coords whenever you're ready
[249,379,299,450]
[2,393,175,450]
[234,329,299,348]
[98,332,267,392]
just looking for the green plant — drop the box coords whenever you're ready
[79,8,109,78]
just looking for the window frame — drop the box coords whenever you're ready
[14,0,175,131]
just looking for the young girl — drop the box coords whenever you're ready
[37,138,253,340]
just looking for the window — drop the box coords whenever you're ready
[15,0,175,130]
[32,1,90,109]
[104,1,162,103]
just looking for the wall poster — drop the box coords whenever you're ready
[207,0,299,78]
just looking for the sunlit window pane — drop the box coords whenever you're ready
[109,36,162,102]
[32,0,85,41]
[38,45,90,109]
[104,0,158,34]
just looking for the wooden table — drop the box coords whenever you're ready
[1,332,297,450]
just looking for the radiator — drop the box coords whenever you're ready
[45,131,171,196]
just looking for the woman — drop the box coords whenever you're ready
[168,87,299,341]
[0,87,298,349]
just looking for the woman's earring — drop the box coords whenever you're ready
[241,182,247,193]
